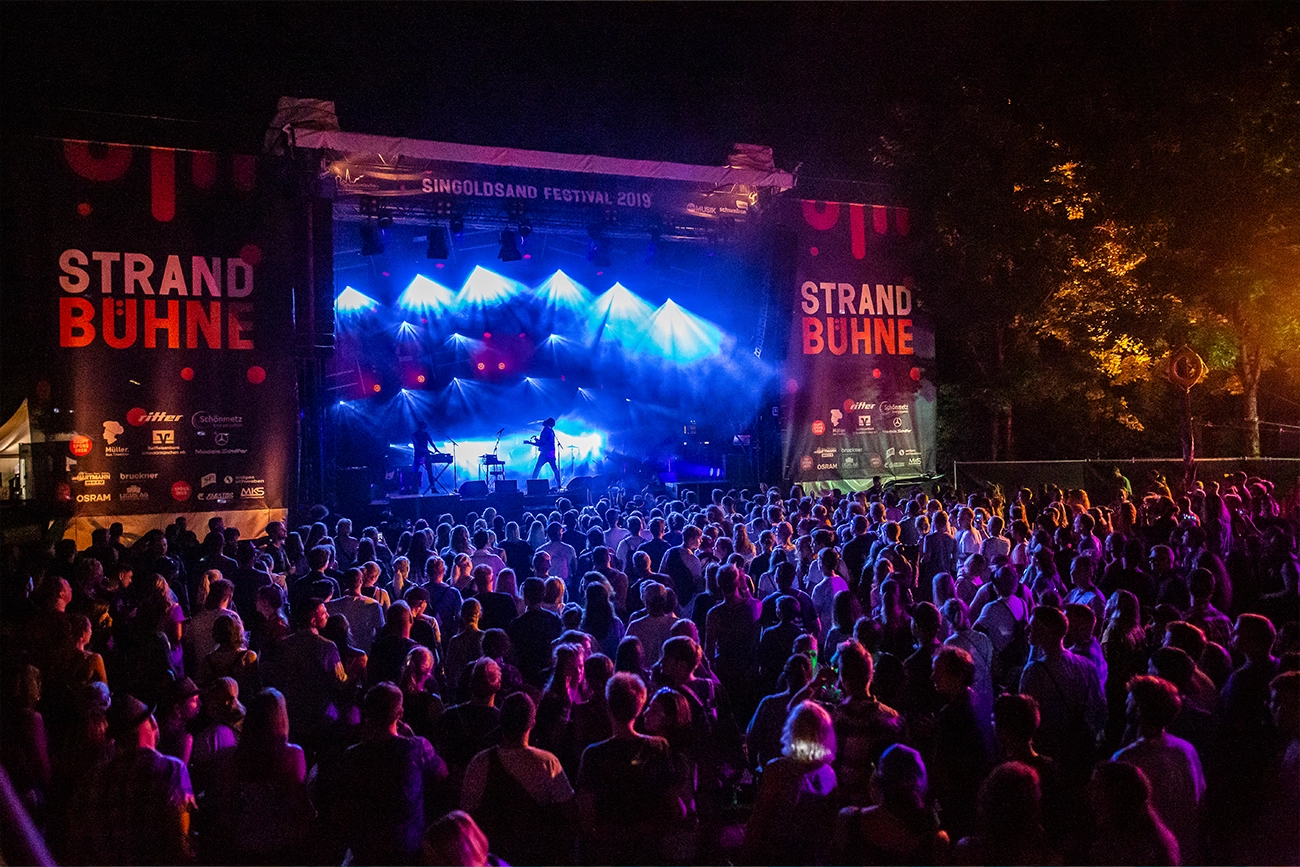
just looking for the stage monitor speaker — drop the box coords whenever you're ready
[459,480,490,499]
[526,479,551,497]
[495,479,519,494]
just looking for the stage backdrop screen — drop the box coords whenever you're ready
[782,199,936,489]
[12,139,297,541]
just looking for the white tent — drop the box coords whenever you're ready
[0,400,30,498]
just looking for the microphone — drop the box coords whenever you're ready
[497,427,505,435]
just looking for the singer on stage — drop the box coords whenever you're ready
[530,417,561,485]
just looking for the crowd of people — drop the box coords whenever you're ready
[1,469,1297,865]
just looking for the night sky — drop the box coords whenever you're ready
[4,3,1292,176]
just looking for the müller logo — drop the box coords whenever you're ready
[127,407,182,425]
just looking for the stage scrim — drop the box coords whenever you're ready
[12,139,298,542]
[781,199,937,490]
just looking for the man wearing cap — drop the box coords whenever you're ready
[69,693,196,865]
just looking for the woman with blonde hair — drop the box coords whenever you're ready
[746,700,839,863]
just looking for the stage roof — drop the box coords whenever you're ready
[292,128,796,190]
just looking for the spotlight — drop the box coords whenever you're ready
[359,221,385,256]
[376,212,394,230]
[498,229,522,262]
[426,225,449,260]
[519,220,532,239]
[449,213,464,235]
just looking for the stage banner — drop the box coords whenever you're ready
[12,139,297,535]
[781,199,936,489]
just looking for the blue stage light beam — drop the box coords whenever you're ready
[458,266,522,306]
[397,274,455,312]
[645,298,725,362]
[335,286,379,315]
[537,270,594,312]
[589,282,655,345]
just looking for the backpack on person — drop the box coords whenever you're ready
[975,597,1029,691]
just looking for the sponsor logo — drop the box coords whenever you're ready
[214,432,230,446]
[105,444,129,457]
[55,482,72,502]
[127,408,182,426]
[811,420,826,436]
[830,409,843,428]
[799,455,814,472]
[151,430,175,445]
[120,485,149,502]
[119,472,159,481]
[102,421,124,443]
[843,400,875,412]
[191,412,245,430]
[840,447,863,454]
[881,402,910,415]
[240,486,265,498]
[195,447,249,455]
[869,453,884,468]
[199,491,235,502]
[171,481,192,501]
[813,447,837,459]
[71,471,110,486]
[231,474,264,485]
[816,462,837,470]
[69,435,93,456]
[201,473,217,488]
[856,414,874,429]
[842,456,858,468]
[76,492,111,503]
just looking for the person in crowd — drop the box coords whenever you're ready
[942,598,994,720]
[508,576,564,687]
[627,580,677,666]
[745,700,839,864]
[703,563,760,713]
[953,761,1055,865]
[326,566,385,652]
[581,580,625,659]
[188,577,235,668]
[400,646,445,742]
[261,597,346,755]
[68,694,195,866]
[438,658,504,782]
[748,652,813,770]
[577,672,680,865]
[759,560,821,636]
[1088,760,1181,866]
[1019,605,1106,780]
[1112,674,1205,863]
[834,743,947,865]
[470,564,517,632]
[329,682,448,865]
[462,691,575,864]
[369,600,420,686]
[661,524,704,609]
[929,646,992,838]
[794,638,905,806]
